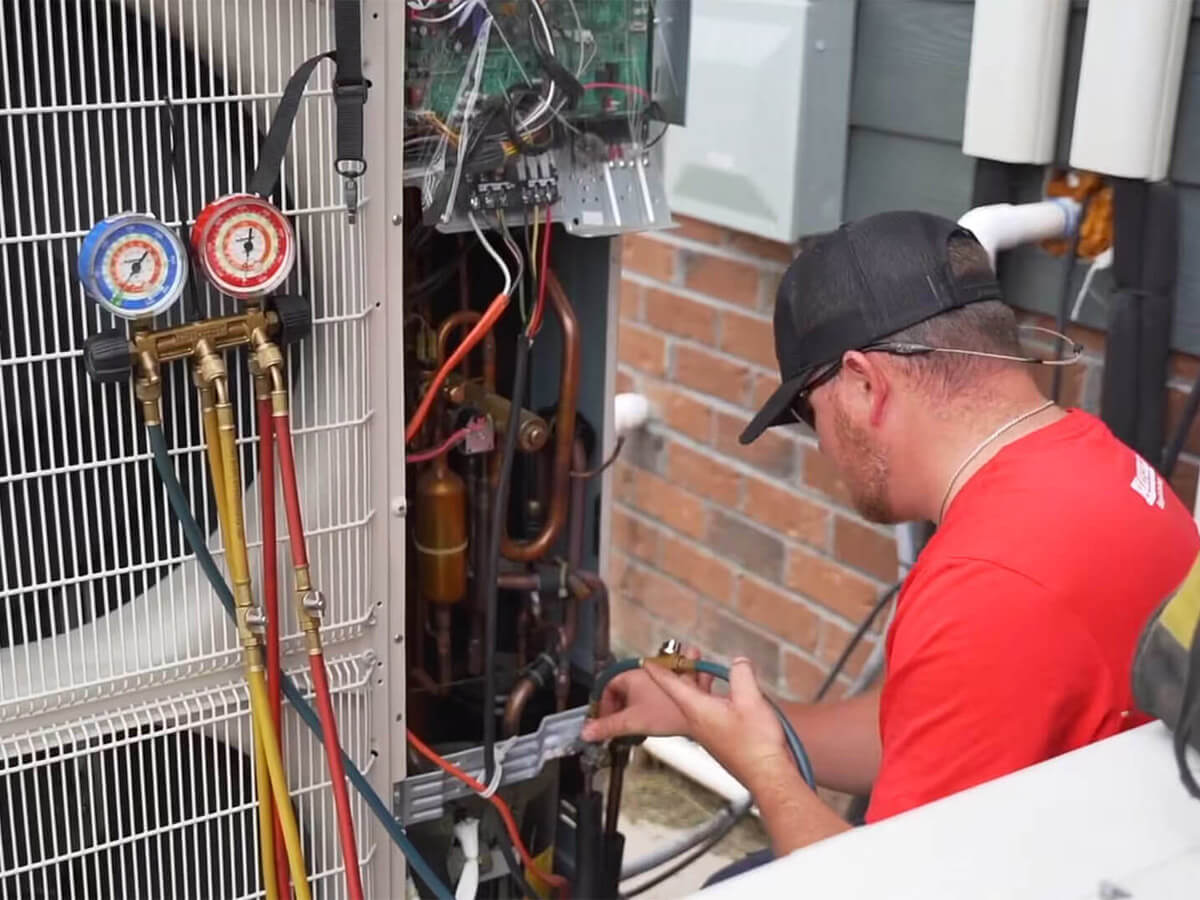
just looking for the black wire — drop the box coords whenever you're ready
[1162,367,1200,477]
[484,335,532,782]
[1051,194,1094,403]
[1174,612,1200,798]
[814,582,900,702]
[619,806,750,899]
[487,805,543,899]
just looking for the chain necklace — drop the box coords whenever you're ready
[938,400,1055,523]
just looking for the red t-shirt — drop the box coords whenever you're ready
[865,410,1199,822]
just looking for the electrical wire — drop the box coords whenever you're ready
[813,582,900,702]
[406,728,570,897]
[488,805,544,899]
[619,792,752,881]
[407,422,483,464]
[569,436,625,479]
[581,81,651,104]
[145,425,456,900]
[405,289,510,444]
[529,208,553,337]
[619,805,749,899]
[588,658,816,791]
[471,212,514,297]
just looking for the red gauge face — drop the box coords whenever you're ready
[193,194,295,300]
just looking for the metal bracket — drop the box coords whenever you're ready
[393,706,587,824]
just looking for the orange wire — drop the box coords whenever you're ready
[404,291,510,444]
[406,729,570,898]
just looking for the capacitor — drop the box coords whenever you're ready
[413,456,468,607]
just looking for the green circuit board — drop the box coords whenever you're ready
[406,0,654,121]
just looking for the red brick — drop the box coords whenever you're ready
[658,531,736,601]
[618,322,667,376]
[615,368,636,394]
[621,235,676,282]
[611,592,657,656]
[742,477,829,548]
[817,619,878,678]
[611,505,660,562]
[785,546,880,621]
[716,412,797,479]
[694,606,780,683]
[672,215,728,246]
[729,231,795,265]
[783,651,825,701]
[684,253,761,307]
[619,278,643,320]
[803,447,852,506]
[707,510,786,582]
[672,344,752,405]
[618,465,708,539]
[1169,458,1198,512]
[738,578,818,651]
[644,287,719,343]
[833,516,898,581]
[720,310,777,370]
[666,442,742,506]
[620,560,700,631]
[760,270,783,313]
[750,374,782,411]
[646,383,713,444]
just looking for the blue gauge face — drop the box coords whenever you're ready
[78,214,187,320]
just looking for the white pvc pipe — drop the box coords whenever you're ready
[643,736,755,811]
[957,199,1081,268]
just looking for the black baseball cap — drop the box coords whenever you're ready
[739,210,1002,444]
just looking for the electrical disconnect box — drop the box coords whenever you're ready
[663,0,856,243]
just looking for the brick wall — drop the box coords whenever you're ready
[608,216,1200,702]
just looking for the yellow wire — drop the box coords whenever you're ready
[530,206,541,288]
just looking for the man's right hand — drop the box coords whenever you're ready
[581,646,714,742]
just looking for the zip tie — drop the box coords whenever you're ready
[476,735,518,799]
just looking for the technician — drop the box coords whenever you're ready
[582,210,1200,855]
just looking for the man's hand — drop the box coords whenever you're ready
[581,646,714,742]
[640,657,794,792]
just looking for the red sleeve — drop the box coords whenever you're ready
[866,559,1115,822]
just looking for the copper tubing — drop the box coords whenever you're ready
[501,273,579,562]
[568,439,587,570]
[571,570,612,671]
[503,677,538,737]
[437,310,496,391]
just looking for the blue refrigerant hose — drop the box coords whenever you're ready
[589,657,817,791]
[147,424,454,900]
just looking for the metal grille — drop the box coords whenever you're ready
[0,651,378,900]
[0,0,372,714]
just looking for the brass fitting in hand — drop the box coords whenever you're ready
[642,652,696,675]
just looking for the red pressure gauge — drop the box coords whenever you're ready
[192,193,295,300]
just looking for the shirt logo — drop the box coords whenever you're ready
[1131,456,1165,509]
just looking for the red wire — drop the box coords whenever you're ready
[275,410,365,900]
[407,422,481,464]
[257,397,288,900]
[529,209,552,336]
[406,729,570,898]
[405,291,510,444]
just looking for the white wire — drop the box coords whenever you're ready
[517,0,558,131]
[453,817,481,900]
[441,18,492,222]
[410,0,477,24]
[469,212,514,297]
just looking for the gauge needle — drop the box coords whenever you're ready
[242,228,255,258]
[128,250,150,275]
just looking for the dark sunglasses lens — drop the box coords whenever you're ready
[794,397,815,429]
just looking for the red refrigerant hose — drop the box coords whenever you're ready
[274,409,365,900]
[257,395,289,900]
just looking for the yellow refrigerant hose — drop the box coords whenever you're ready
[196,344,312,900]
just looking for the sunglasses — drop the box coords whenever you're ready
[789,361,843,430]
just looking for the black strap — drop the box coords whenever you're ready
[1175,611,1200,798]
[246,0,368,200]
[161,101,202,320]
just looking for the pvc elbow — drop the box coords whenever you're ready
[613,392,650,438]
[957,198,1081,267]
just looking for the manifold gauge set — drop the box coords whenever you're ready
[77,193,297,318]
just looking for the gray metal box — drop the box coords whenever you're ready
[664,0,856,243]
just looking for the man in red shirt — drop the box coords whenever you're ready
[582,210,1200,856]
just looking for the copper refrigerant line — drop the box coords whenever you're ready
[409,270,612,739]
[85,304,363,900]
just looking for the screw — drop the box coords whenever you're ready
[391,214,402,226]
[391,497,407,517]
[815,39,827,51]
[394,633,404,643]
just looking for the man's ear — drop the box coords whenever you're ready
[841,351,890,427]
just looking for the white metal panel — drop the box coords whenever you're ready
[0,0,372,711]
[694,723,1200,900]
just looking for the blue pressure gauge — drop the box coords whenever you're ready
[77,213,188,320]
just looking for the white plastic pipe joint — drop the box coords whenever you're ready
[957,198,1082,269]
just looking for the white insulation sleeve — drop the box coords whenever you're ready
[454,817,481,900]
